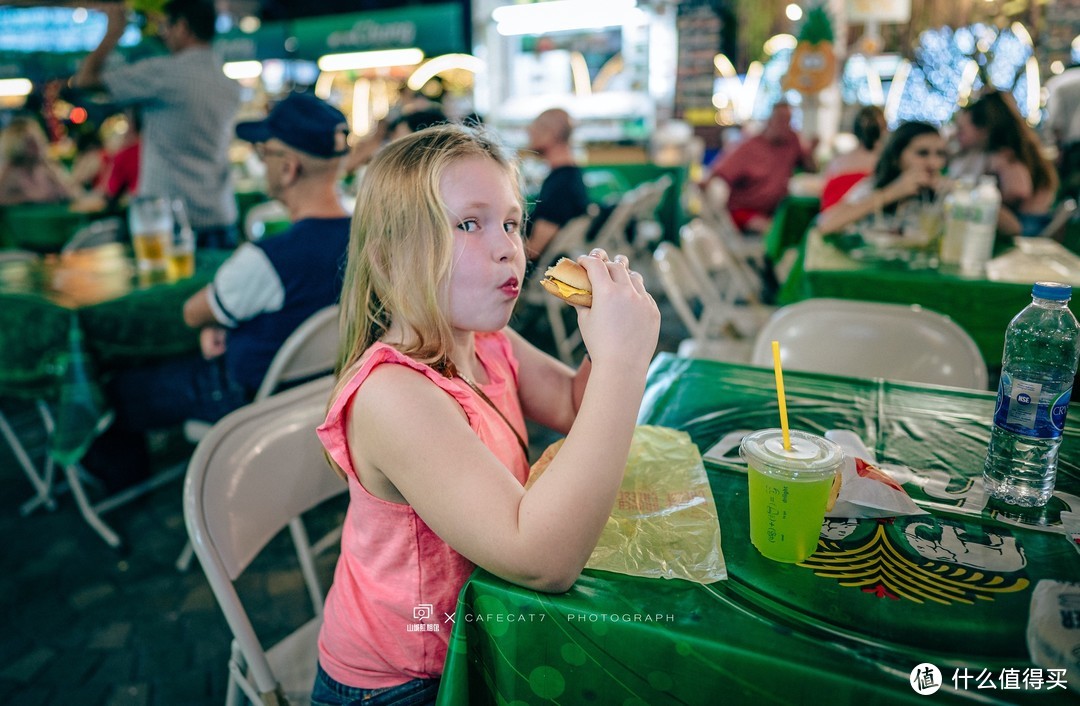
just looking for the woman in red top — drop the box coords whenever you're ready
[820,105,887,210]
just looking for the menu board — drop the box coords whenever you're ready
[674,0,723,127]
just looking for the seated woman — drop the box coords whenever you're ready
[816,121,948,235]
[820,105,887,211]
[0,116,79,206]
[952,91,1058,237]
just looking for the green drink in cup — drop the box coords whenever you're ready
[741,429,844,563]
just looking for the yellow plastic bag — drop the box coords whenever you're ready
[529,425,727,584]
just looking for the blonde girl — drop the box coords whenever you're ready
[313,124,659,705]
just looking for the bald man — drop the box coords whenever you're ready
[524,108,591,263]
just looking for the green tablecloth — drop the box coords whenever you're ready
[0,248,228,464]
[0,203,120,253]
[784,230,1033,373]
[581,164,688,242]
[438,355,1080,705]
[764,194,820,262]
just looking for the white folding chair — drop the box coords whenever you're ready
[183,305,340,444]
[176,304,341,571]
[653,242,757,363]
[591,175,672,260]
[184,376,345,706]
[750,298,989,389]
[685,180,767,290]
[680,218,767,308]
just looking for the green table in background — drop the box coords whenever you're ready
[0,203,122,253]
[782,230,1032,374]
[0,247,228,464]
[438,356,1080,705]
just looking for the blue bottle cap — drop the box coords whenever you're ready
[1033,282,1072,300]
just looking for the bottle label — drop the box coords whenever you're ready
[993,373,1072,439]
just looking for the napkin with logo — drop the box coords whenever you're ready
[703,429,925,519]
[528,425,727,584]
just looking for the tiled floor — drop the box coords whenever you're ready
[0,293,706,704]
[0,409,345,705]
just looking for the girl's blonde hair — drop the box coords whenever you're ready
[335,122,522,385]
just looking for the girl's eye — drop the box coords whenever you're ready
[457,220,479,233]
[504,220,519,234]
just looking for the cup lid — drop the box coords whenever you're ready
[740,429,844,478]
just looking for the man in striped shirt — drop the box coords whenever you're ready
[73,0,241,248]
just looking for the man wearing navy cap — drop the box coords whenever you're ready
[84,92,352,491]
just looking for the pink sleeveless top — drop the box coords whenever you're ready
[315,331,529,688]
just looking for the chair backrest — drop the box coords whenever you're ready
[184,375,344,701]
[254,304,340,401]
[62,217,125,253]
[654,241,725,341]
[1037,198,1078,240]
[539,212,595,268]
[628,174,673,222]
[680,219,762,305]
[591,176,671,254]
[750,298,989,389]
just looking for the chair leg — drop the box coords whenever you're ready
[225,641,245,706]
[175,541,195,572]
[289,518,326,615]
[63,459,187,549]
[0,406,58,514]
[63,463,122,548]
[544,296,577,366]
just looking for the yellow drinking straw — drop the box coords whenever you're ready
[771,340,792,450]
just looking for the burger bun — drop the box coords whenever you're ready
[540,257,593,307]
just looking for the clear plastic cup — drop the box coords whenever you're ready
[740,429,845,563]
[128,195,173,283]
[166,199,196,281]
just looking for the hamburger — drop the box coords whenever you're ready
[540,257,592,307]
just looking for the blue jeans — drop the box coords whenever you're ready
[1018,212,1053,238]
[311,664,439,706]
[83,353,251,490]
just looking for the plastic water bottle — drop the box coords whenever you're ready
[959,175,1001,275]
[983,282,1080,507]
[940,177,974,266]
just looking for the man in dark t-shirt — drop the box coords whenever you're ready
[524,108,590,264]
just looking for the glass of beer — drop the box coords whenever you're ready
[167,199,196,281]
[128,196,172,284]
